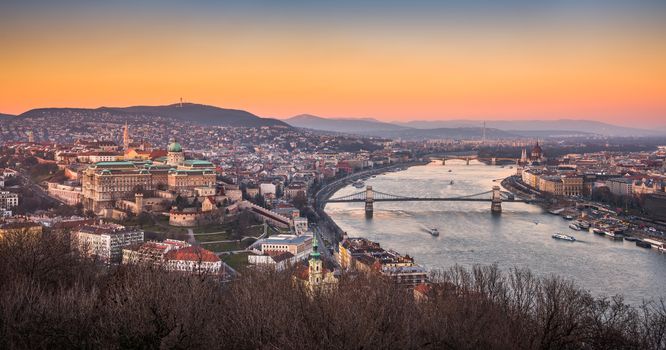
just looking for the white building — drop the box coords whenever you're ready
[164,246,222,273]
[607,178,633,197]
[293,217,309,236]
[122,239,190,266]
[71,223,144,264]
[260,183,276,196]
[249,234,313,261]
[0,191,19,210]
[247,251,296,271]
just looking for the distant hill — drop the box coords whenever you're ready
[285,114,409,134]
[380,127,518,140]
[283,114,518,140]
[0,113,15,120]
[103,103,289,127]
[397,119,660,137]
[19,103,289,128]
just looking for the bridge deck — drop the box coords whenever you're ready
[327,198,527,203]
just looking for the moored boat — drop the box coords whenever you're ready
[577,221,591,229]
[605,231,624,241]
[591,228,605,236]
[636,240,652,249]
[642,239,666,251]
[569,223,581,231]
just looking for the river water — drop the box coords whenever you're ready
[325,161,666,304]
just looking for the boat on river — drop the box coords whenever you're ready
[426,227,440,236]
[636,240,652,249]
[605,231,624,241]
[576,220,591,229]
[552,233,576,242]
[352,180,365,188]
[591,228,605,236]
[569,223,581,231]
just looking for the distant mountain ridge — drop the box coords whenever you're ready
[285,114,661,138]
[18,103,289,128]
[0,113,15,120]
[283,114,519,140]
[397,119,661,137]
[285,114,408,133]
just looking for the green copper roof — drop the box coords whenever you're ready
[183,159,214,167]
[310,237,321,260]
[94,161,136,168]
[168,138,182,152]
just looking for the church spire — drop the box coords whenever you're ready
[310,237,321,261]
[123,121,130,150]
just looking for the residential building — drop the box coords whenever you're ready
[607,178,634,197]
[0,191,18,210]
[164,246,222,274]
[122,239,190,266]
[71,223,144,264]
[0,221,43,239]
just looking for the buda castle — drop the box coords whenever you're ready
[82,138,216,213]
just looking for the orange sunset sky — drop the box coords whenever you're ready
[1,1,665,126]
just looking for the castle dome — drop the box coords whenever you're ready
[168,139,182,152]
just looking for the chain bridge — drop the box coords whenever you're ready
[327,185,533,217]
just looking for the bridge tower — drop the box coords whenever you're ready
[466,157,470,165]
[365,186,374,218]
[491,157,496,165]
[491,185,502,213]
[441,159,446,165]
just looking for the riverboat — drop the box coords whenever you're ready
[426,227,440,236]
[352,181,365,189]
[636,240,652,249]
[569,223,581,231]
[552,233,576,242]
[605,231,624,241]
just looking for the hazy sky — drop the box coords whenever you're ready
[1,0,665,125]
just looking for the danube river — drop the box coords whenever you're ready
[325,161,666,304]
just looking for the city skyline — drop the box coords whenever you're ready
[2,0,665,125]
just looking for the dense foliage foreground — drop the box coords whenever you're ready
[0,232,664,349]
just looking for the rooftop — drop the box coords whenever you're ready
[165,246,219,262]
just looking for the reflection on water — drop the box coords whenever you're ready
[326,161,666,304]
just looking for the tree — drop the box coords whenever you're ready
[292,191,307,210]
[235,210,255,238]
[253,193,266,208]
[74,203,84,216]
[136,212,152,228]
[174,195,187,211]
